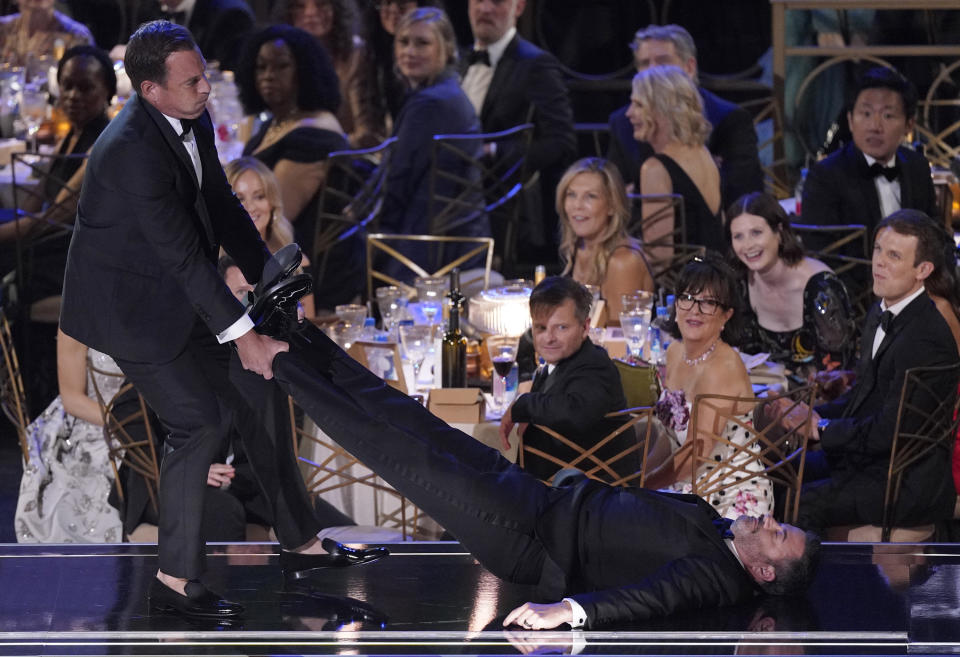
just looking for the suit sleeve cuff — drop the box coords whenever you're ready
[563,597,587,628]
[216,314,254,344]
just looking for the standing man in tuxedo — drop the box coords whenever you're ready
[796,210,959,532]
[59,21,353,619]
[607,24,763,207]
[801,67,936,237]
[460,0,576,262]
[498,277,633,482]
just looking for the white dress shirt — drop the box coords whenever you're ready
[460,26,516,116]
[872,285,925,358]
[864,152,901,220]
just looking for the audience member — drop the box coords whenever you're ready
[273,0,384,148]
[380,7,489,279]
[225,156,317,317]
[727,192,856,374]
[237,25,353,305]
[136,0,254,71]
[362,0,444,127]
[800,67,936,239]
[460,0,575,260]
[556,157,653,324]
[0,0,94,67]
[608,24,763,208]
[795,210,959,532]
[14,329,123,543]
[628,65,723,266]
[499,276,634,483]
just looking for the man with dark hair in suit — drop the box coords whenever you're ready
[460,0,576,260]
[607,24,763,207]
[794,210,959,532]
[59,21,375,620]
[800,67,937,237]
[498,276,633,482]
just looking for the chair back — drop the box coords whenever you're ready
[366,232,494,300]
[689,386,818,524]
[882,362,960,541]
[0,308,29,462]
[614,358,660,408]
[522,406,657,487]
[427,123,533,266]
[289,396,425,539]
[87,358,161,517]
[790,222,872,324]
[627,192,702,290]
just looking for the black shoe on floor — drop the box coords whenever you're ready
[280,541,389,580]
[148,578,244,618]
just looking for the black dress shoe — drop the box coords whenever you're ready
[250,273,313,340]
[148,578,244,618]
[280,541,390,580]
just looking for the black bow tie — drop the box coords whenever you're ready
[179,118,194,141]
[868,161,900,182]
[713,517,735,540]
[467,49,491,67]
[879,309,894,333]
[161,10,187,24]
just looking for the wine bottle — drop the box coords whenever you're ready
[441,269,467,388]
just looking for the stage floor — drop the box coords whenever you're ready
[0,540,958,655]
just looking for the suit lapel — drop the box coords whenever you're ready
[480,35,518,125]
[895,148,915,210]
[849,145,883,228]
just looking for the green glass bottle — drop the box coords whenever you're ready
[441,269,467,388]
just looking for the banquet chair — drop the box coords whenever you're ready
[289,396,425,540]
[627,192,702,290]
[311,137,397,296]
[365,233,494,300]
[520,406,657,487]
[687,386,818,524]
[0,308,29,463]
[826,363,960,543]
[427,123,534,270]
[790,222,872,325]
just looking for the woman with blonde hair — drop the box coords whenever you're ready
[628,65,723,267]
[557,157,653,323]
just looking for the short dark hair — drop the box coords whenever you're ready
[852,66,918,119]
[876,209,948,269]
[726,192,805,270]
[236,24,341,115]
[758,530,821,596]
[664,255,742,343]
[57,45,118,100]
[125,20,198,94]
[217,254,239,279]
[529,276,593,323]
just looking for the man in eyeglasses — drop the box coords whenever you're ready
[497,276,637,482]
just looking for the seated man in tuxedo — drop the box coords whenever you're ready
[795,210,959,532]
[266,290,822,629]
[460,0,576,261]
[607,24,763,206]
[800,67,936,241]
[498,276,636,482]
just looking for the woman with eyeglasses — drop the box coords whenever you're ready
[647,256,772,520]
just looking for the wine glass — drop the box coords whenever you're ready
[619,309,651,360]
[375,286,402,337]
[486,334,520,413]
[415,276,447,326]
[399,323,432,391]
[334,304,366,348]
[19,82,46,152]
[621,291,653,315]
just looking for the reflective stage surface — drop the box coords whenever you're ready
[0,540,958,655]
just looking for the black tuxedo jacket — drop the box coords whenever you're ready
[816,293,959,524]
[801,142,936,236]
[539,483,759,626]
[510,339,630,481]
[607,87,763,206]
[464,34,575,174]
[60,94,269,363]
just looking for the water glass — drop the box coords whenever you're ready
[620,309,651,360]
[335,303,366,326]
[415,276,447,326]
[621,291,654,314]
[399,323,432,391]
[19,82,45,152]
[375,286,403,335]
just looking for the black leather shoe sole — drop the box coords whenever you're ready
[280,541,390,580]
[148,578,244,618]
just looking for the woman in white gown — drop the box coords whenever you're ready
[15,329,123,542]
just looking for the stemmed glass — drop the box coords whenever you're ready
[399,323,432,391]
[415,276,447,326]
[335,303,366,348]
[486,334,520,413]
[619,308,651,360]
[19,82,45,152]
[375,286,403,338]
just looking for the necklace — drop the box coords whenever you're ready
[683,339,718,366]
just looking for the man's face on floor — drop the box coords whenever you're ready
[733,515,806,576]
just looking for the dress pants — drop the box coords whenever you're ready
[274,324,555,585]
[116,319,321,578]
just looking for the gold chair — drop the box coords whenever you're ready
[365,233,494,300]
[687,386,818,524]
[627,192,703,290]
[520,406,657,487]
[289,396,427,540]
[0,308,29,463]
[614,358,660,409]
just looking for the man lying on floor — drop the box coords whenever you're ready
[253,263,821,630]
